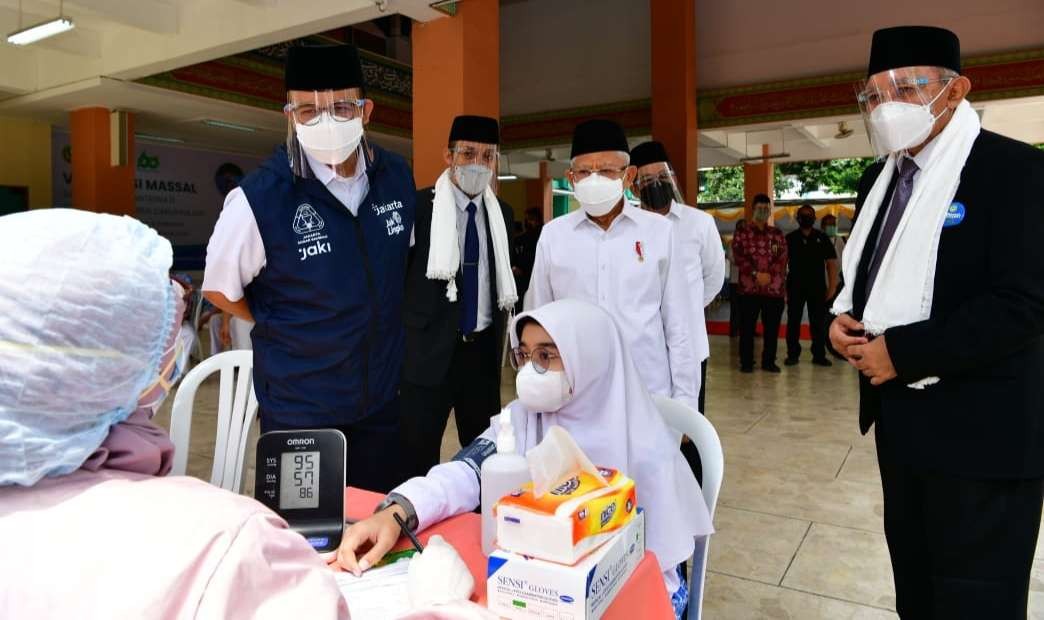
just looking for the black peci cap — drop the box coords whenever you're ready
[448,115,500,146]
[867,26,961,78]
[630,141,671,169]
[570,119,630,159]
[285,45,365,92]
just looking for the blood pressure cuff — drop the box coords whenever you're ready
[452,437,497,482]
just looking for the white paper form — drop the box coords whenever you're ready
[335,558,413,620]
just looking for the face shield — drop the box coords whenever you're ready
[634,162,684,211]
[449,141,499,197]
[285,90,369,177]
[857,67,957,158]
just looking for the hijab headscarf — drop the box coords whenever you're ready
[0,209,180,486]
[508,298,713,571]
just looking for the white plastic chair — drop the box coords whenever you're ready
[168,350,259,493]
[653,395,724,620]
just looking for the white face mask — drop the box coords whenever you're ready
[294,117,364,166]
[868,85,951,155]
[452,164,493,196]
[573,174,624,217]
[515,362,572,413]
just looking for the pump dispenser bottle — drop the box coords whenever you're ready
[480,408,531,556]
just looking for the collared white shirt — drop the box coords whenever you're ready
[528,204,701,409]
[666,201,724,362]
[451,182,492,332]
[202,148,370,302]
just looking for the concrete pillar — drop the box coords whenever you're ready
[743,144,773,221]
[650,0,698,199]
[411,0,499,189]
[70,107,135,216]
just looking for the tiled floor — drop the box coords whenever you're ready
[154,334,1044,619]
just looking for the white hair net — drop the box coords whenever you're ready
[0,209,176,486]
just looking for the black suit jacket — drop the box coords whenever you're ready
[851,130,1044,478]
[402,186,515,387]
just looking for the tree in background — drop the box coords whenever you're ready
[698,158,875,202]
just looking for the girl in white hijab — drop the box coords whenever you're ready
[339,298,713,614]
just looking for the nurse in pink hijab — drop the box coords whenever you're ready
[0,209,348,619]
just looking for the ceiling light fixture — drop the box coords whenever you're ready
[7,0,75,46]
[202,119,257,133]
[136,133,185,144]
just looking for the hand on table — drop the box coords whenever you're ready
[334,505,406,576]
[829,313,867,359]
[848,336,898,386]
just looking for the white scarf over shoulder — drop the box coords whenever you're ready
[833,100,980,388]
[426,170,517,310]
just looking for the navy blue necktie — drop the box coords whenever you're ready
[460,202,479,334]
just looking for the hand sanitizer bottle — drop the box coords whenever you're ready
[481,408,531,556]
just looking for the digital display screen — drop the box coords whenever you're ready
[279,451,320,510]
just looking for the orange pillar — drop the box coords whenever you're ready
[650,0,698,199]
[411,0,499,189]
[743,144,773,221]
[537,160,553,223]
[70,107,135,216]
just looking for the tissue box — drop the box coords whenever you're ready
[494,467,637,565]
[487,510,645,620]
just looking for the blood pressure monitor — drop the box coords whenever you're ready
[255,429,346,559]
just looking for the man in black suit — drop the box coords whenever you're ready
[830,26,1044,618]
[400,115,516,479]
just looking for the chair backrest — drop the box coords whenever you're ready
[652,395,724,620]
[168,350,258,493]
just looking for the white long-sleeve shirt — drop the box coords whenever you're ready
[527,204,700,409]
[666,201,725,362]
[393,414,684,597]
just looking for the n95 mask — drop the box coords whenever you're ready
[515,362,572,413]
[573,174,623,217]
[525,425,608,498]
[453,164,493,196]
[295,117,364,165]
[868,84,951,155]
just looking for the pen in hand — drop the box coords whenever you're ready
[393,511,425,554]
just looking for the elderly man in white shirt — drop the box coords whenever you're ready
[630,140,724,416]
[527,119,700,411]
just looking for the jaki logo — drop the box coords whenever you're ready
[299,240,332,262]
[293,204,325,235]
[137,151,160,170]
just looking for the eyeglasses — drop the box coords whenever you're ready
[284,99,366,126]
[453,147,498,167]
[857,78,952,107]
[571,166,628,182]
[509,346,561,374]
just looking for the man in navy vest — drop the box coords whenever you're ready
[202,45,416,493]
[400,115,517,479]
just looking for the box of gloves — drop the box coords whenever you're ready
[494,466,637,565]
[486,510,645,620]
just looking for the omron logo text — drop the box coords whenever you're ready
[287,438,316,446]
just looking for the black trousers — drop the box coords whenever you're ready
[738,295,784,367]
[399,327,502,480]
[876,430,1044,619]
[259,397,407,494]
[679,360,707,486]
[785,285,828,361]
[729,289,745,337]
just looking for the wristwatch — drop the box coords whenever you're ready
[374,493,419,532]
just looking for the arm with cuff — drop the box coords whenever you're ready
[384,424,498,532]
